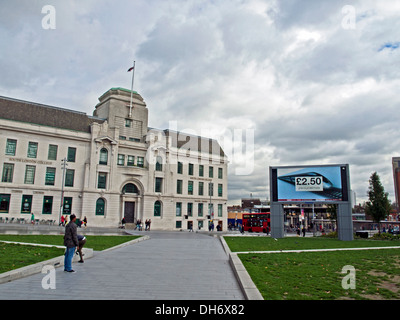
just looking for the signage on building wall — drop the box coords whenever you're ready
[189,177,213,182]
[8,157,53,165]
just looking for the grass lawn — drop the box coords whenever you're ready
[0,234,140,251]
[0,234,140,274]
[225,236,400,300]
[0,243,65,274]
[224,236,400,252]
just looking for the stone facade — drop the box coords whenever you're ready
[0,88,228,230]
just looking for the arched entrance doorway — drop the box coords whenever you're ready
[122,183,141,224]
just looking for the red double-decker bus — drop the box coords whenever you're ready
[242,212,270,233]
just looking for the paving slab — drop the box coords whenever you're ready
[0,231,244,300]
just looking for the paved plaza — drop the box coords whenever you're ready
[0,230,244,300]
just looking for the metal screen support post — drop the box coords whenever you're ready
[337,202,354,241]
[270,203,285,239]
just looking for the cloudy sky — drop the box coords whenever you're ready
[1,0,400,205]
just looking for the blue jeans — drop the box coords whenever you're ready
[64,247,75,271]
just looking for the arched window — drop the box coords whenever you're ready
[122,183,139,195]
[99,148,108,165]
[154,201,162,217]
[96,198,105,216]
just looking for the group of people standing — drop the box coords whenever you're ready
[135,219,152,231]
[60,215,87,228]
[120,218,152,231]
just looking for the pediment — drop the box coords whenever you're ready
[94,136,118,145]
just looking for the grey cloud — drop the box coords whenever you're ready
[1,0,399,205]
[270,0,352,30]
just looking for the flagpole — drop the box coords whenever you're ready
[129,61,135,118]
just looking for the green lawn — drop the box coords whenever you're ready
[224,236,400,300]
[0,234,140,274]
[224,236,400,252]
[0,234,140,251]
[1,243,65,274]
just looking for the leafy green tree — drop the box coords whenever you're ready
[365,172,391,233]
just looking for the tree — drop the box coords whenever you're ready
[327,204,338,232]
[365,172,391,233]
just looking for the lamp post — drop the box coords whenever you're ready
[59,157,68,226]
[209,182,214,229]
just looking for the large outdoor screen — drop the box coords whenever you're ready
[270,164,349,203]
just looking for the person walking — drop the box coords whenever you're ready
[60,215,65,226]
[64,214,78,273]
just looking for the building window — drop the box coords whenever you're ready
[137,156,144,167]
[21,195,32,214]
[48,145,58,161]
[188,181,193,195]
[218,168,223,179]
[45,167,56,186]
[97,172,107,189]
[2,163,14,183]
[177,180,183,194]
[209,166,214,178]
[125,119,132,128]
[117,154,125,166]
[208,182,214,196]
[65,169,75,187]
[199,165,204,177]
[119,136,127,140]
[0,194,11,213]
[176,202,182,216]
[27,142,38,158]
[63,197,72,215]
[96,198,105,216]
[42,196,53,215]
[24,165,36,184]
[198,182,204,196]
[122,183,139,194]
[155,177,163,193]
[154,201,162,217]
[99,148,108,165]
[218,184,223,197]
[176,221,182,229]
[198,203,203,217]
[218,204,223,217]
[188,163,194,176]
[177,162,183,174]
[127,155,135,166]
[67,147,76,162]
[156,156,163,171]
[187,203,193,216]
[5,139,17,156]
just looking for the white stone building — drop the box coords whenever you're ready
[0,88,228,230]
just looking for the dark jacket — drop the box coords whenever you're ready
[64,222,79,248]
